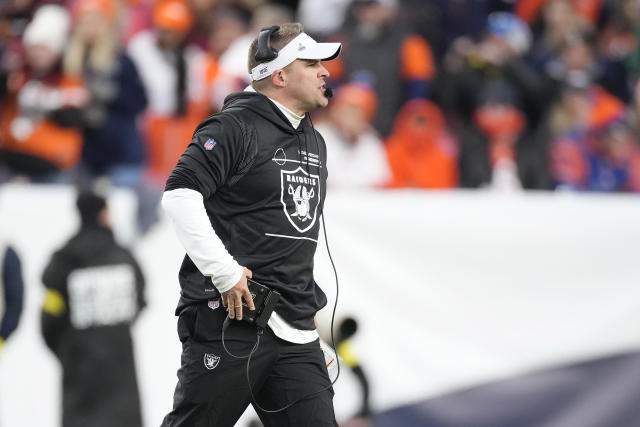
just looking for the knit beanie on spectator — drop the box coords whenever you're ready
[23,5,71,57]
[486,12,531,56]
[333,83,378,123]
[153,0,194,34]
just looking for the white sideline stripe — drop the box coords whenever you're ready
[265,233,318,243]
[272,158,322,167]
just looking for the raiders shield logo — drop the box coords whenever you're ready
[280,167,320,233]
[204,353,220,370]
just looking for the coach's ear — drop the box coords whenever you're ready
[271,69,287,88]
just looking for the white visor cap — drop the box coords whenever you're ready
[250,33,341,81]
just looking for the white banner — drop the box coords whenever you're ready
[1,185,639,426]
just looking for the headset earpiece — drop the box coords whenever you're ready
[255,25,280,62]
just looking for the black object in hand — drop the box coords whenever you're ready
[239,278,280,329]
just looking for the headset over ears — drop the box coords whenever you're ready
[255,25,280,62]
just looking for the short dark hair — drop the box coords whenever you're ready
[76,190,106,225]
[248,22,303,90]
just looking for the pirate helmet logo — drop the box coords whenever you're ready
[280,166,320,233]
[204,353,220,370]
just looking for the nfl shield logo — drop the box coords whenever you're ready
[204,353,220,370]
[280,166,320,233]
[204,138,216,150]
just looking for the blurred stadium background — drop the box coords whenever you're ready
[2,0,640,425]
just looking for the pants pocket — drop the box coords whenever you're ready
[192,301,227,341]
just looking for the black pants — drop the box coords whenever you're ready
[161,301,338,427]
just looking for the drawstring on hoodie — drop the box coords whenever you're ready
[294,131,306,174]
[296,126,312,175]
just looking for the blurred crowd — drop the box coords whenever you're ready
[3,2,640,425]
[1,0,640,233]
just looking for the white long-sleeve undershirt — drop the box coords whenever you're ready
[162,188,244,293]
[162,187,318,344]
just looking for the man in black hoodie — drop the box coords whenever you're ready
[41,191,146,427]
[161,23,341,427]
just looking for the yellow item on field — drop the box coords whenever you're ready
[42,289,66,316]
[337,340,359,368]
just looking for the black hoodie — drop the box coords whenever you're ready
[41,225,145,427]
[166,91,328,330]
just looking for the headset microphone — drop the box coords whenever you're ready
[324,87,333,98]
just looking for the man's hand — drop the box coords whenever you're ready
[221,267,255,320]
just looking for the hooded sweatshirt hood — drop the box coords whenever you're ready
[222,91,302,134]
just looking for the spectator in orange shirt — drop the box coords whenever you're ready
[127,0,208,185]
[385,99,458,189]
[0,5,85,183]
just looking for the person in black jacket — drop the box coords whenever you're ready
[0,242,24,352]
[41,190,146,427]
[161,23,341,427]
